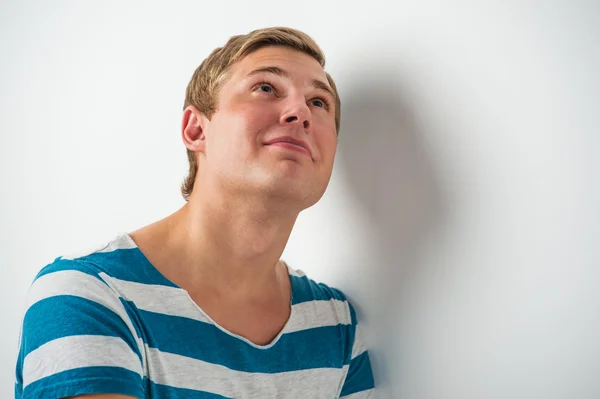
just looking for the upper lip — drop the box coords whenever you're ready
[264,136,312,157]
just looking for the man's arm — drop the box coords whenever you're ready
[339,302,376,399]
[16,259,145,399]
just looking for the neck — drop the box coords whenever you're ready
[135,189,299,300]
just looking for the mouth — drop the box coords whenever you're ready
[266,142,311,156]
[264,136,312,157]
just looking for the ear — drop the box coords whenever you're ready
[181,105,208,153]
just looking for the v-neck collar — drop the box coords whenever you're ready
[121,232,295,349]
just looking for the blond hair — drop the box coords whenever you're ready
[181,27,341,201]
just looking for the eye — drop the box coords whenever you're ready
[310,97,330,110]
[259,84,273,93]
[253,82,276,94]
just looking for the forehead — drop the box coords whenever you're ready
[229,46,329,83]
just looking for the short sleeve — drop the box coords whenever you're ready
[15,259,145,399]
[339,302,376,398]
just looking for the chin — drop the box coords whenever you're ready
[251,168,327,206]
[263,181,320,207]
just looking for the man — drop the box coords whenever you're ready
[15,27,375,398]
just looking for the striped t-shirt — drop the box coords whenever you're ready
[15,233,375,398]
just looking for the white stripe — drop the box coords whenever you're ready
[114,232,139,250]
[284,262,306,277]
[96,233,137,253]
[26,270,147,375]
[286,299,351,333]
[23,335,143,388]
[99,273,213,324]
[61,233,135,260]
[146,345,345,398]
[351,324,368,360]
[28,270,125,312]
[340,388,376,399]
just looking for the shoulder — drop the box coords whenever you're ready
[33,233,160,287]
[19,235,148,362]
[23,234,142,314]
[16,235,147,399]
[23,234,137,317]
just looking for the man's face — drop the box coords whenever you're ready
[197,45,338,209]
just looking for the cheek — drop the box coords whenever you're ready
[325,145,337,168]
[316,127,338,157]
[210,111,268,157]
[230,103,279,136]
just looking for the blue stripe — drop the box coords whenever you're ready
[34,258,104,282]
[37,249,178,287]
[21,366,143,399]
[136,308,347,372]
[21,295,141,362]
[339,351,375,397]
[82,248,178,286]
[290,274,348,304]
[148,380,231,398]
[15,345,24,387]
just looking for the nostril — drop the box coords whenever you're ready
[303,120,309,129]
[285,116,298,123]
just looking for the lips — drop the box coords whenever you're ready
[264,136,312,157]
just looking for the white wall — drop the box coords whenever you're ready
[1,1,599,398]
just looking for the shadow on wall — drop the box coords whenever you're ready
[337,70,447,397]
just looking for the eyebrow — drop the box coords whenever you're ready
[245,66,336,101]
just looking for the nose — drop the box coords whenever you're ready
[279,97,311,130]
